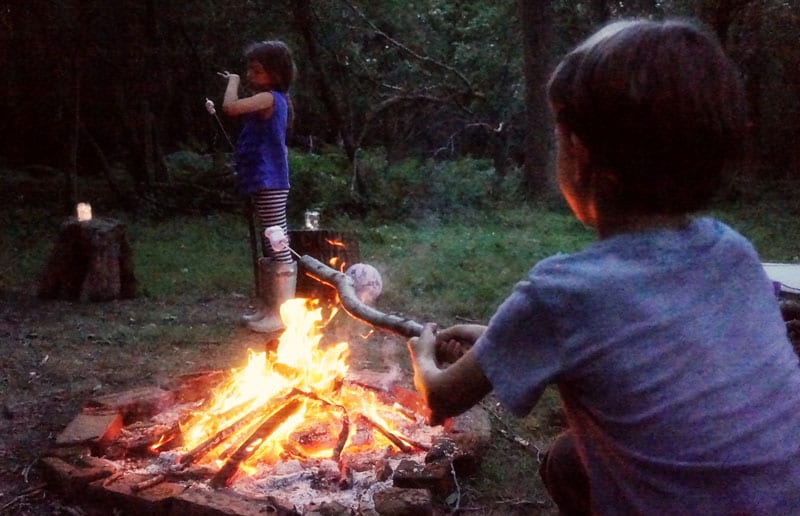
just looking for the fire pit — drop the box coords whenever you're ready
[41,298,491,515]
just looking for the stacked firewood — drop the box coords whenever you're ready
[780,298,800,357]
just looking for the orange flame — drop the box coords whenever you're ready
[325,239,346,248]
[167,298,423,480]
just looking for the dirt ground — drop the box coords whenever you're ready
[0,286,557,515]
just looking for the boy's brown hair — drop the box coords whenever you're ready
[547,19,747,215]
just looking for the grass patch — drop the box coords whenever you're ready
[127,213,253,300]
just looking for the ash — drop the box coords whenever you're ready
[121,448,428,514]
[233,456,411,513]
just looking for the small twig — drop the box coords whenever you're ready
[102,471,124,487]
[179,399,266,466]
[454,315,481,324]
[448,460,462,512]
[0,483,46,513]
[131,473,166,492]
[359,415,412,452]
[489,497,552,509]
[22,457,38,483]
[481,400,542,462]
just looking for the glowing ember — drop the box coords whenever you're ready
[156,298,426,485]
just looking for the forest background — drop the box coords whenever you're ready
[1,1,800,515]
[2,0,799,217]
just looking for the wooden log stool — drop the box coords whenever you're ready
[38,217,137,302]
[288,229,360,302]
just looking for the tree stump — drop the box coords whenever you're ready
[288,229,360,301]
[38,217,137,302]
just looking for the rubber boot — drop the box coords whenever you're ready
[247,259,297,334]
[240,306,266,324]
[240,259,268,324]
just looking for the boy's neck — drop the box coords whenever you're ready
[597,213,691,239]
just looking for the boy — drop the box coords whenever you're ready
[408,19,800,514]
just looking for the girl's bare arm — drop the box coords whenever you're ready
[220,73,274,117]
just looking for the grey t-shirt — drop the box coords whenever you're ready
[474,217,800,514]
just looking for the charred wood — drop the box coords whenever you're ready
[179,400,267,467]
[211,398,304,488]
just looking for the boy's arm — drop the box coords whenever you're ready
[408,323,492,426]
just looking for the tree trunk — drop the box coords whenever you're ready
[38,217,138,302]
[292,0,356,164]
[66,55,81,212]
[518,0,555,200]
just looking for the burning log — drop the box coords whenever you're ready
[333,413,351,462]
[211,398,304,488]
[299,255,424,338]
[179,400,267,466]
[358,415,430,453]
[289,389,351,461]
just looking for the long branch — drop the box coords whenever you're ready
[298,255,424,338]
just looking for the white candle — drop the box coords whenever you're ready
[76,203,92,221]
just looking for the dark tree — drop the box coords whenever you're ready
[519,0,555,199]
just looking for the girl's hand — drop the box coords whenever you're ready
[217,71,239,81]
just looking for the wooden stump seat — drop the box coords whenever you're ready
[38,217,137,302]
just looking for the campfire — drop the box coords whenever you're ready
[42,293,491,515]
[151,298,433,488]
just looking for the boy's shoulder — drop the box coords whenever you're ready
[530,217,755,281]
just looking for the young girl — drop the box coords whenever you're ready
[408,19,800,514]
[221,40,296,333]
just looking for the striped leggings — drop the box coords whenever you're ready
[253,188,292,263]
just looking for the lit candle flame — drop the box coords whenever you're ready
[76,203,92,221]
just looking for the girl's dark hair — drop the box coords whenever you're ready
[245,40,296,129]
[245,40,295,92]
[547,19,748,215]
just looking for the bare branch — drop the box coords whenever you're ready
[340,0,475,93]
[298,255,424,338]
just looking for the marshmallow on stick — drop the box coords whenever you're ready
[264,226,289,253]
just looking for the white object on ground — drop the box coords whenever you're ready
[345,263,383,305]
[205,98,216,115]
[763,262,800,294]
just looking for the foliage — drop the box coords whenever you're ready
[354,208,594,323]
[2,0,800,211]
[287,148,352,222]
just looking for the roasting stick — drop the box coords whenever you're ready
[265,226,425,338]
[204,98,235,151]
[204,98,261,297]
